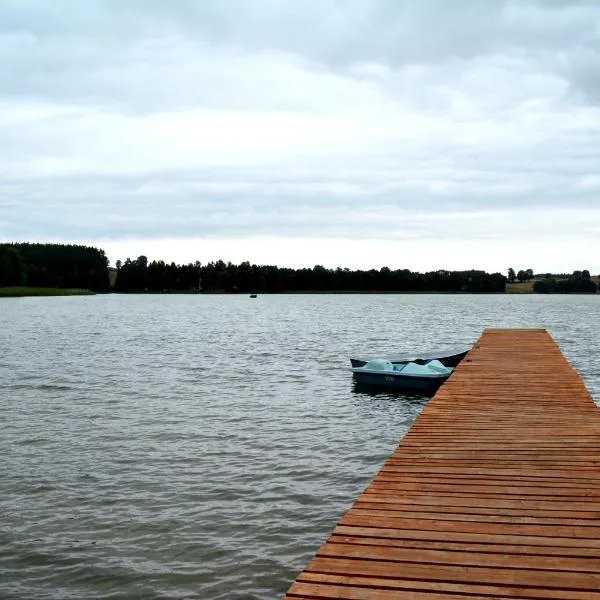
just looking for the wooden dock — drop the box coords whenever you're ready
[283,329,600,599]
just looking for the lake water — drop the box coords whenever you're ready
[1,294,599,599]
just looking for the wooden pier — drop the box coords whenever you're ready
[283,329,600,599]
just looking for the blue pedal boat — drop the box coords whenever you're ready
[352,359,453,394]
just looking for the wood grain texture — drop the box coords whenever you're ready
[283,329,600,599]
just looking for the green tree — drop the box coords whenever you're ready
[1,243,108,290]
[533,277,557,293]
[0,246,26,286]
[507,267,516,283]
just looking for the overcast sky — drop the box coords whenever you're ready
[1,0,599,272]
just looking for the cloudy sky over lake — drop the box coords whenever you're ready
[1,0,599,272]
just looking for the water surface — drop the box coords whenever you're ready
[1,294,599,599]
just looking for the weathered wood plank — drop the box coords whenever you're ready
[282,329,600,599]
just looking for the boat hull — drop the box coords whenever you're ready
[350,347,470,369]
[352,370,446,394]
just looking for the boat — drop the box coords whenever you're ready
[249,294,257,298]
[350,346,470,369]
[352,359,453,394]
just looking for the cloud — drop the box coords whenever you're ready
[0,0,599,270]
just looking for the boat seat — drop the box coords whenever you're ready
[363,359,394,371]
[400,362,439,376]
[425,359,453,374]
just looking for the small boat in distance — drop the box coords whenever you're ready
[249,293,257,298]
[350,346,470,369]
[352,359,453,394]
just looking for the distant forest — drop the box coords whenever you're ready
[507,267,598,293]
[0,243,597,294]
[115,256,508,293]
[0,243,109,291]
[532,272,597,294]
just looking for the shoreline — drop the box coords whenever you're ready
[4,287,599,297]
[0,287,94,298]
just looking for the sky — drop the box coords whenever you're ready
[1,0,599,273]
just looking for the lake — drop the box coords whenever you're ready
[1,294,599,599]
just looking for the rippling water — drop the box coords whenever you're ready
[1,294,599,599]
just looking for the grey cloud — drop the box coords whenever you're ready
[3,143,599,243]
[100,1,598,66]
[1,1,599,111]
[1,0,600,264]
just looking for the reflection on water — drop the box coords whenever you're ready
[352,381,429,403]
[0,293,599,599]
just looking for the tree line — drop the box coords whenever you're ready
[115,256,508,293]
[508,267,534,283]
[0,243,109,291]
[507,266,598,293]
[533,271,597,294]
[2,243,597,294]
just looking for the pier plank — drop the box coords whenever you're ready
[283,330,600,599]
